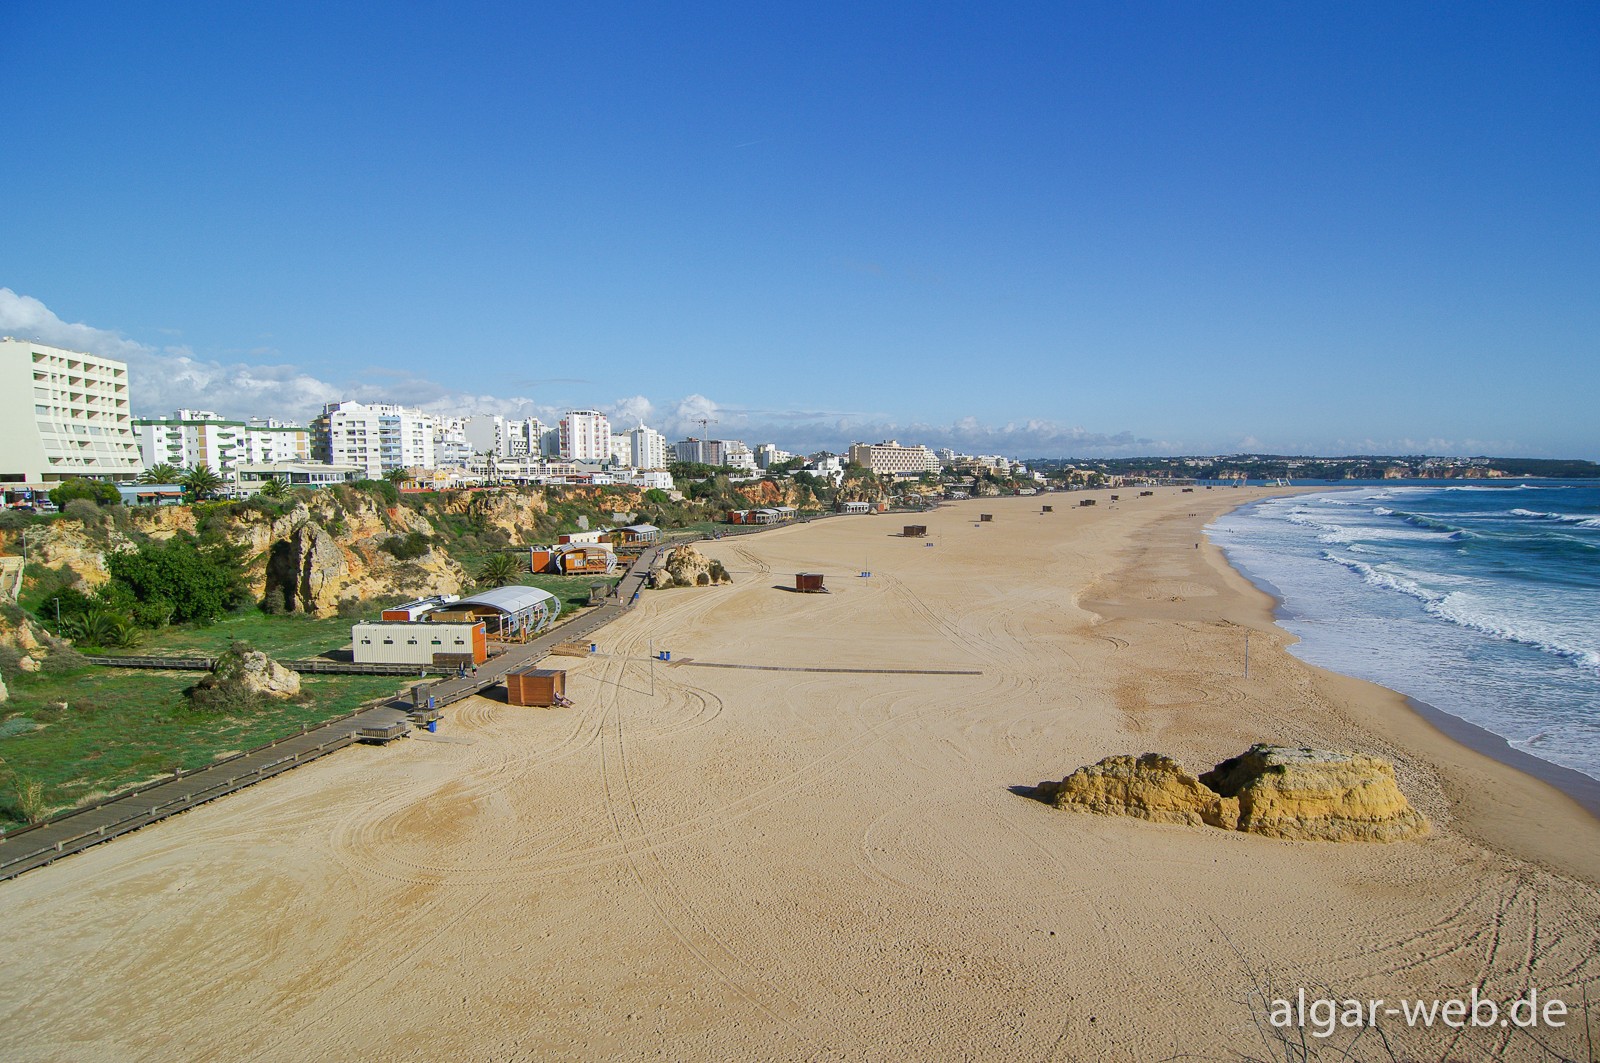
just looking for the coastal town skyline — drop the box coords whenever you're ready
[4,4,1596,458]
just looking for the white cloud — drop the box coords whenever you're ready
[1,288,1174,457]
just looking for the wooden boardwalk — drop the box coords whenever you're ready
[0,545,664,883]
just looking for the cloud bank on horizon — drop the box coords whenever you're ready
[0,288,1529,459]
[0,287,1189,456]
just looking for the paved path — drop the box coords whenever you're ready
[0,545,664,882]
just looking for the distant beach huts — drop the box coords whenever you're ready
[795,572,827,593]
[902,525,927,537]
[1042,505,1053,512]
[979,513,993,522]
[1078,499,1097,507]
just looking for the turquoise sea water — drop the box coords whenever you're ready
[1210,481,1600,782]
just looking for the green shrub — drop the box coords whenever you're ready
[381,531,432,560]
[48,478,121,509]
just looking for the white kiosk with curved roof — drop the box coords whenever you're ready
[449,585,561,641]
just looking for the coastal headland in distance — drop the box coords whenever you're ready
[2,487,1596,1061]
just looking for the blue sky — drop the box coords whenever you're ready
[2,2,1596,457]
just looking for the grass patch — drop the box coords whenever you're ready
[0,657,404,829]
[147,611,360,660]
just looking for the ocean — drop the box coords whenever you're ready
[1209,481,1600,783]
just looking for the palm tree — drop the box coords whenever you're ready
[474,552,522,589]
[181,465,224,501]
[62,606,140,649]
[257,478,287,500]
[385,467,413,489]
[140,463,184,485]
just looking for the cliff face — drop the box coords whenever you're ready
[258,494,466,616]
[733,480,810,509]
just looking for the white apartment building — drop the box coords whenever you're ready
[0,338,143,486]
[721,440,758,473]
[619,425,667,469]
[135,410,247,476]
[848,440,939,476]
[433,417,474,469]
[755,443,792,468]
[463,415,547,459]
[312,400,436,479]
[559,409,612,462]
[136,411,312,477]
[245,419,310,464]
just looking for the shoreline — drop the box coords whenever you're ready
[1208,490,1600,826]
[3,487,1597,1060]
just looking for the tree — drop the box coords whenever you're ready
[48,478,121,509]
[139,463,184,485]
[256,478,287,500]
[474,553,522,589]
[105,534,249,624]
[384,467,412,488]
[181,465,224,501]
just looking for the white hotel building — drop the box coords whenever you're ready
[311,400,436,479]
[848,440,940,476]
[0,337,143,489]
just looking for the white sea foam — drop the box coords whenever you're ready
[1428,593,1600,672]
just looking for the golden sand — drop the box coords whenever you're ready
[2,488,1596,1060]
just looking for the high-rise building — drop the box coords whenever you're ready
[311,400,436,478]
[848,440,939,476]
[559,409,612,462]
[245,419,310,464]
[0,337,143,486]
[620,425,667,470]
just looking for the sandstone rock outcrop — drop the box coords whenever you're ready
[1042,753,1239,829]
[1045,745,1426,842]
[1199,744,1428,842]
[652,545,731,589]
[191,645,301,703]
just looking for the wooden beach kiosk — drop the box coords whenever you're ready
[902,525,927,537]
[795,572,827,594]
[505,667,569,707]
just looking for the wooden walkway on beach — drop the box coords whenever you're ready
[0,545,665,883]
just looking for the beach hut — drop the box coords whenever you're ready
[979,513,993,522]
[1079,499,1096,507]
[505,667,568,707]
[1042,505,1053,512]
[795,572,826,593]
[902,525,926,537]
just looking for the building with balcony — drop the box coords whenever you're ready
[311,400,436,479]
[0,338,144,488]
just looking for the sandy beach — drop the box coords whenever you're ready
[3,488,1597,1061]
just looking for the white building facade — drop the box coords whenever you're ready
[559,409,612,462]
[312,400,436,479]
[848,440,940,476]
[0,338,143,486]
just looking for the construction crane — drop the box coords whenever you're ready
[693,416,718,436]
